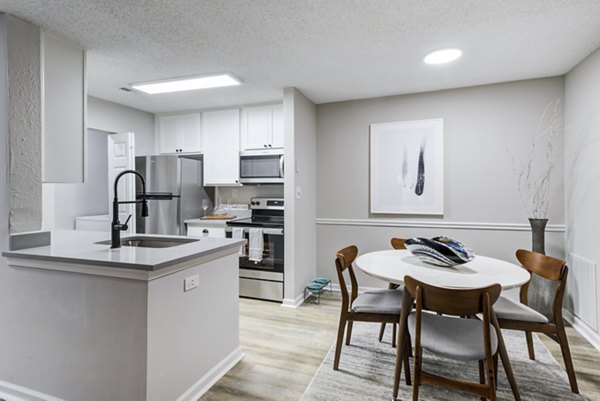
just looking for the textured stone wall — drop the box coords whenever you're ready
[6,15,42,233]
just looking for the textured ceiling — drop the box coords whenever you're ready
[1,0,600,113]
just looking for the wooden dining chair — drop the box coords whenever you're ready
[333,245,410,378]
[394,275,502,401]
[378,237,407,344]
[495,249,579,393]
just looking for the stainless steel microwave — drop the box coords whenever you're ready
[239,150,284,184]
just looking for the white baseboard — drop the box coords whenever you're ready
[176,347,244,401]
[282,292,305,308]
[0,379,65,401]
[563,308,600,353]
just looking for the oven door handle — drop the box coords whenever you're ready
[227,227,283,236]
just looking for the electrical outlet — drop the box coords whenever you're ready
[184,274,199,292]
[232,188,239,198]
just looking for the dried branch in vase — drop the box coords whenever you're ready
[507,99,562,219]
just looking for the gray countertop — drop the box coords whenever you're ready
[2,230,244,271]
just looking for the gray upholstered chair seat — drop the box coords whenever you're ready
[351,289,403,314]
[494,296,548,323]
[408,312,498,361]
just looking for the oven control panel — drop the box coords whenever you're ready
[250,198,284,210]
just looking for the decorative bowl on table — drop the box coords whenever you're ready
[404,236,475,267]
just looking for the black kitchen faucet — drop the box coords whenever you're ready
[111,170,149,249]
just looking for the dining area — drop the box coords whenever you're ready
[319,237,584,401]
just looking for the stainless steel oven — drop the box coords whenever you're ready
[226,198,284,302]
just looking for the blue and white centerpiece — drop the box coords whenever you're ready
[404,236,475,267]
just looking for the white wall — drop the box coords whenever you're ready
[564,47,600,344]
[44,129,109,230]
[5,14,42,233]
[283,88,317,306]
[88,96,155,156]
[316,77,565,288]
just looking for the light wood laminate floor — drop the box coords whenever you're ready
[200,293,600,400]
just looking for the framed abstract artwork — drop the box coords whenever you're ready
[370,119,444,215]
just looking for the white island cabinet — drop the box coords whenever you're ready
[1,230,244,401]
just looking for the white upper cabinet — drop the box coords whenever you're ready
[157,113,202,154]
[202,108,240,186]
[241,104,284,151]
[271,104,284,148]
[42,32,86,183]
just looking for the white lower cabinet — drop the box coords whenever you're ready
[186,225,226,238]
[186,223,226,238]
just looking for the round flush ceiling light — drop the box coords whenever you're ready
[424,48,463,65]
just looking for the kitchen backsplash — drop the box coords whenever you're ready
[215,184,283,207]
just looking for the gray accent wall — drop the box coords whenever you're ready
[316,77,565,288]
[565,47,600,339]
[88,96,155,156]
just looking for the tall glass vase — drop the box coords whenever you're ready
[528,218,548,255]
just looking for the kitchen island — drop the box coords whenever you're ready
[1,230,244,401]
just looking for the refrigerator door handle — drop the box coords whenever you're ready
[177,196,183,235]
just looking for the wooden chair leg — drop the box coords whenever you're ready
[525,331,536,360]
[479,360,486,401]
[394,292,413,400]
[333,317,346,370]
[392,323,397,348]
[412,348,422,401]
[378,322,387,342]
[556,320,579,393]
[493,354,498,389]
[491,313,521,401]
[486,354,497,401]
[345,320,354,346]
[404,335,411,386]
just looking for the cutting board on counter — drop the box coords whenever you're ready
[200,214,236,220]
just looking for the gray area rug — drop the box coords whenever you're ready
[302,322,586,401]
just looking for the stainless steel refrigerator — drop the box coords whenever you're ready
[135,155,214,235]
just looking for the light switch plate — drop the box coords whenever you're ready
[184,274,199,292]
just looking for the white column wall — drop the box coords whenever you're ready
[5,14,42,233]
[283,88,317,306]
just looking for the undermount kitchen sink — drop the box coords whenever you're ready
[96,236,199,248]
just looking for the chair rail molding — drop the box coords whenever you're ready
[316,218,565,232]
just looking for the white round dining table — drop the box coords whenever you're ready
[355,249,530,290]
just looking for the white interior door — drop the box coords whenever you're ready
[108,132,136,235]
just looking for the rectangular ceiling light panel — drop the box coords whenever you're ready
[131,74,241,94]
